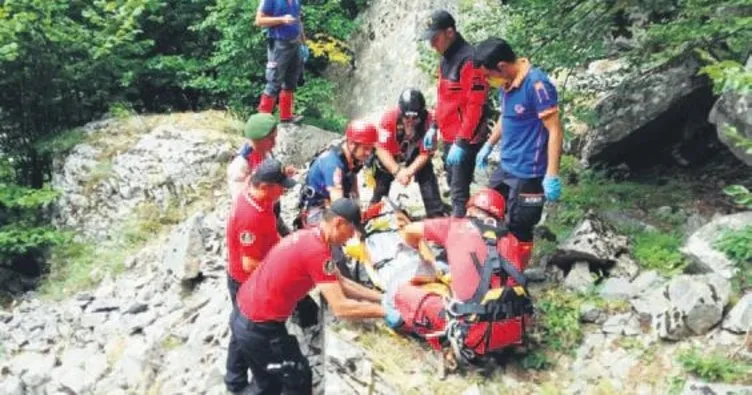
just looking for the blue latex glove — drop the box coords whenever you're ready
[543,175,562,201]
[445,144,465,166]
[299,44,310,64]
[475,142,492,170]
[423,125,437,150]
[382,298,404,329]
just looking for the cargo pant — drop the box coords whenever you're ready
[370,159,445,218]
[264,38,303,96]
[442,142,482,218]
[488,169,545,242]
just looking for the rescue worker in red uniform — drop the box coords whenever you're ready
[226,158,296,307]
[421,9,490,218]
[368,88,444,218]
[225,198,386,395]
[227,113,296,236]
[383,188,532,357]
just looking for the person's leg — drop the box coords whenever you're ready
[259,40,281,113]
[505,175,544,243]
[225,310,253,393]
[227,272,241,311]
[414,162,445,218]
[273,201,291,237]
[442,143,452,188]
[370,164,394,204]
[270,334,313,395]
[277,40,303,122]
[449,143,480,217]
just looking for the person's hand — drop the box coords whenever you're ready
[543,175,562,201]
[284,165,298,177]
[475,142,492,170]
[280,14,297,25]
[445,144,465,166]
[395,168,412,186]
[299,44,310,63]
[382,298,404,329]
[423,125,437,150]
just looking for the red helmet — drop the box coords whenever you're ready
[345,120,378,145]
[468,187,506,219]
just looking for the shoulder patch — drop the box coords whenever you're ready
[533,80,551,103]
[240,231,255,246]
[323,259,336,275]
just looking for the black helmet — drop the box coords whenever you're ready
[398,88,426,118]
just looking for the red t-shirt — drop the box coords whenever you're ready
[423,218,523,301]
[226,192,280,283]
[377,107,435,157]
[238,228,337,322]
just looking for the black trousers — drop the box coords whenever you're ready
[274,201,291,237]
[227,272,242,311]
[488,168,545,242]
[370,160,445,218]
[225,312,312,394]
[442,143,481,217]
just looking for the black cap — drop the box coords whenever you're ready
[421,9,456,40]
[329,198,366,236]
[251,158,296,188]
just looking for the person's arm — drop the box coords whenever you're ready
[487,119,502,146]
[455,61,489,146]
[318,282,385,319]
[338,275,383,303]
[405,152,430,177]
[242,256,262,274]
[401,222,425,249]
[375,146,401,176]
[324,162,346,202]
[227,156,250,200]
[542,114,563,176]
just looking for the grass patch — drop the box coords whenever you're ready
[123,200,184,245]
[667,375,687,395]
[715,226,752,295]
[632,230,687,277]
[677,347,752,384]
[531,288,584,353]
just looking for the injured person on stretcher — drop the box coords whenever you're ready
[342,188,535,370]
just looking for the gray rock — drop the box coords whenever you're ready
[653,274,731,340]
[0,310,13,324]
[602,313,640,336]
[580,55,710,165]
[599,277,636,300]
[124,302,149,315]
[630,270,665,296]
[552,213,639,279]
[523,267,547,282]
[163,211,206,281]
[10,352,55,389]
[87,298,120,313]
[79,312,108,329]
[1,376,24,395]
[681,379,752,395]
[708,56,752,167]
[50,366,88,395]
[681,212,752,279]
[580,303,604,323]
[684,212,708,237]
[723,292,752,334]
[273,123,342,167]
[564,262,595,292]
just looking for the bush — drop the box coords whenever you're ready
[633,231,687,277]
[678,347,751,383]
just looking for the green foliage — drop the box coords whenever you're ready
[677,347,752,383]
[667,375,687,395]
[723,184,752,209]
[715,226,752,265]
[632,230,687,276]
[35,129,88,156]
[533,288,583,352]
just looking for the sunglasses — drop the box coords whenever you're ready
[403,111,420,119]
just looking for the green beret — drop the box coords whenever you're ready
[244,113,277,140]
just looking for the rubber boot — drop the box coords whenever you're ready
[257,93,276,114]
[279,90,303,123]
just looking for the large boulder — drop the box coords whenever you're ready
[708,56,752,167]
[162,211,207,282]
[330,0,457,118]
[723,292,752,334]
[274,123,341,167]
[551,213,640,279]
[52,124,233,242]
[579,55,716,167]
[651,274,731,340]
[681,211,752,279]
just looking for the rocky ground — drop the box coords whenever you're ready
[0,111,750,395]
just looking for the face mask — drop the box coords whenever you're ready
[487,77,506,89]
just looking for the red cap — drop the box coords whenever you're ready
[345,120,378,145]
[468,187,506,219]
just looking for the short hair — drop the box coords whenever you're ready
[322,209,338,222]
[473,38,517,69]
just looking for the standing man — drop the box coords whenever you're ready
[226,158,296,309]
[369,88,444,218]
[227,112,294,236]
[421,9,490,218]
[225,198,386,395]
[474,37,564,266]
[255,0,304,123]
